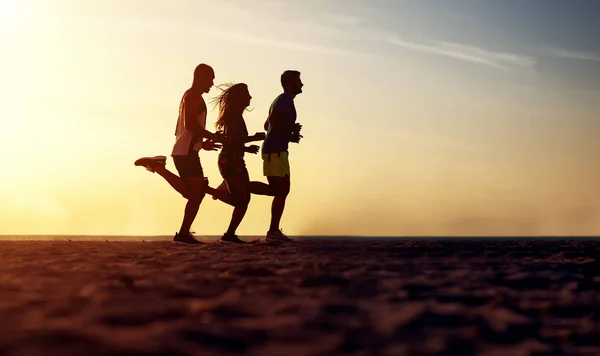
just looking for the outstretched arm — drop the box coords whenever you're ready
[245,132,266,143]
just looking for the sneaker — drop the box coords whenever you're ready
[173,232,203,245]
[265,229,294,243]
[220,233,251,244]
[212,180,228,200]
[134,156,167,173]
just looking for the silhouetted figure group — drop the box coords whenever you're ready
[134,64,303,244]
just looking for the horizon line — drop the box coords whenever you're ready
[1,234,599,239]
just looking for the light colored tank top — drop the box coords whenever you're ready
[171,91,207,156]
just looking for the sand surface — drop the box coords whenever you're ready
[1,239,600,355]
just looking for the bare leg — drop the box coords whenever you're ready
[135,156,190,198]
[211,181,274,202]
[179,176,205,234]
[155,166,190,199]
[224,175,251,235]
[249,181,276,196]
[267,175,290,232]
[212,180,228,200]
[206,182,238,207]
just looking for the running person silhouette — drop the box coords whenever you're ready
[134,64,223,244]
[208,83,276,244]
[261,70,303,243]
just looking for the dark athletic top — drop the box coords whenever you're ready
[261,92,296,154]
[220,115,248,158]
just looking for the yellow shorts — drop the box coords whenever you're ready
[262,151,290,177]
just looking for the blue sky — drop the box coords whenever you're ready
[214,0,600,97]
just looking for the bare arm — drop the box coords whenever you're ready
[245,132,266,143]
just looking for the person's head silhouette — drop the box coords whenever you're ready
[212,83,252,130]
[281,70,303,96]
[192,64,215,93]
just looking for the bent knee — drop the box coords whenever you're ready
[275,189,289,198]
[235,193,251,207]
[275,183,290,197]
[188,187,206,201]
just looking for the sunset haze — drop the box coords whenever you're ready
[1,0,599,236]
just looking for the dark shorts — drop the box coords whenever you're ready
[218,152,247,179]
[173,153,203,178]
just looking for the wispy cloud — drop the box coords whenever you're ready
[387,35,536,70]
[191,27,370,58]
[42,8,369,59]
[322,13,368,26]
[547,48,600,62]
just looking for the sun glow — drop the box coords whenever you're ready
[0,1,598,236]
[0,0,29,30]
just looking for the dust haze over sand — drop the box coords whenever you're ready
[298,133,600,237]
[298,201,600,237]
[2,183,598,237]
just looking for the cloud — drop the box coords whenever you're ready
[191,27,370,58]
[41,7,369,59]
[322,13,368,26]
[387,35,536,70]
[546,48,600,62]
[44,3,539,69]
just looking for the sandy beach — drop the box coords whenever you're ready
[1,239,600,355]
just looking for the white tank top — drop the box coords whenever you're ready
[171,91,207,156]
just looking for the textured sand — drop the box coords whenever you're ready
[1,239,600,355]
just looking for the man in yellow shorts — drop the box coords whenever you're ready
[261,70,304,243]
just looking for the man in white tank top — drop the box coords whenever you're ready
[134,64,223,244]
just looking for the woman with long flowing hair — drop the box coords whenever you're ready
[209,83,275,243]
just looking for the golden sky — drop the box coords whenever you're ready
[1,0,599,236]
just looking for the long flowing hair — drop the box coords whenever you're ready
[210,83,251,131]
